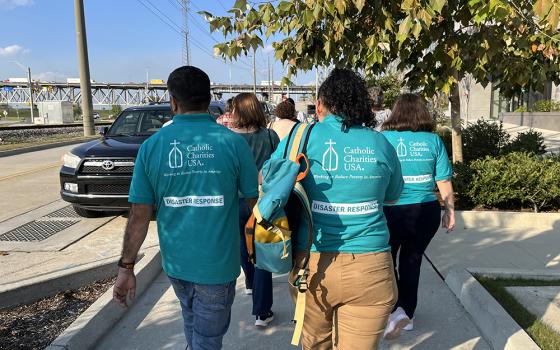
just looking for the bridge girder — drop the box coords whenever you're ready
[0,83,315,106]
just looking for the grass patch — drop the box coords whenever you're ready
[0,135,95,152]
[476,276,560,350]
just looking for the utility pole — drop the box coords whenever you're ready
[286,65,290,98]
[145,67,149,103]
[10,60,35,123]
[74,0,94,136]
[315,67,319,102]
[252,50,257,94]
[267,56,271,102]
[271,62,274,103]
[27,67,35,123]
[182,0,191,65]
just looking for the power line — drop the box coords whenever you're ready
[142,0,183,32]
[136,0,253,73]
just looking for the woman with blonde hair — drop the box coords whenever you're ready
[232,92,280,327]
[382,93,455,339]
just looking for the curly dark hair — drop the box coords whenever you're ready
[318,68,375,128]
[275,100,297,120]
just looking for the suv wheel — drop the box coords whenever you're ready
[73,206,102,218]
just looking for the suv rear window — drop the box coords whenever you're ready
[108,109,172,136]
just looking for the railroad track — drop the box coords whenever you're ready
[0,122,112,131]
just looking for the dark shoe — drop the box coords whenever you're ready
[255,311,274,327]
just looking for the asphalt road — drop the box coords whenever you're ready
[0,144,75,222]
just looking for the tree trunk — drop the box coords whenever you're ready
[450,80,463,163]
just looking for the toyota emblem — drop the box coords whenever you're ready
[101,160,115,171]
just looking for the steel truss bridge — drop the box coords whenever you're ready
[0,82,315,106]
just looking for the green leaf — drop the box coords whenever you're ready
[313,4,322,19]
[412,22,422,38]
[278,1,293,13]
[397,15,413,44]
[233,0,247,10]
[533,0,553,18]
[353,0,366,12]
[304,9,315,27]
[335,0,346,14]
[417,9,433,27]
[325,40,331,58]
[263,7,271,24]
[325,1,335,16]
[385,17,394,30]
[547,3,560,29]
[275,48,286,60]
[430,0,446,13]
[401,0,414,11]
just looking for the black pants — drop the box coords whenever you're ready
[383,200,441,319]
[239,199,273,317]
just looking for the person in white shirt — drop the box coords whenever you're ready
[267,100,298,140]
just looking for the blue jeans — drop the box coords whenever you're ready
[239,199,273,317]
[168,277,235,350]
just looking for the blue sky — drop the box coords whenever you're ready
[0,0,315,85]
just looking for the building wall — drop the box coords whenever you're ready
[460,82,492,122]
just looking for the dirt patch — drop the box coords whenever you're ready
[0,277,116,350]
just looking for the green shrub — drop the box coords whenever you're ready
[533,100,560,112]
[514,106,528,112]
[462,119,510,163]
[469,153,560,212]
[452,162,475,210]
[505,130,546,155]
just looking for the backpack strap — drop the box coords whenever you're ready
[289,123,315,346]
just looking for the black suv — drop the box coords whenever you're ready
[60,101,225,217]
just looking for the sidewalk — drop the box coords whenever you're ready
[95,260,490,350]
[501,122,560,153]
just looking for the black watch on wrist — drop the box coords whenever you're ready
[118,258,135,270]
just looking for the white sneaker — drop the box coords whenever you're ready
[384,307,411,340]
[255,311,274,327]
[403,318,414,331]
[244,288,253,295]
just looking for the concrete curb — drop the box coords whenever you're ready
[468,267,560,281]
[445,269,540,350]
[456,211,560,231]
[46,248,162,350]
[0,254,123,309]
[0,138,94,158]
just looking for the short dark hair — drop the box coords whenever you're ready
[167,66,211,112]
[318,68,374,128]
[382,93,435,132]
[286,97,295,106]
[275,101,296,120]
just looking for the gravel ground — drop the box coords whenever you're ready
[0,277,116,350]
[0,127,84,144]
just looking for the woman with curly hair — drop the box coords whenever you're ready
[270,68,403,349]
[381,94,455,339]
[268,100,298,140]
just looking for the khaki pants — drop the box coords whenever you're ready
[290,251,397,350]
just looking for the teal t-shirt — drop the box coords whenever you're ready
[271,115,403,253]
[129,114,259,284]
[382,130,452,205]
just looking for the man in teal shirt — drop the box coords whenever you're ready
[112,66,258,350]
